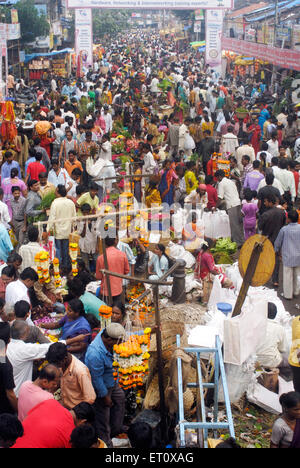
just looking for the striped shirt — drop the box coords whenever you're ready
[274,223,300,267]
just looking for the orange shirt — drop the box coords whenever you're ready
[96,246,130,297]
[60,355,96,410]
[64,159,83,176]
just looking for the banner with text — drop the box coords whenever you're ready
[68,0,233,8]
[205,9,224,77]
[222,36,300,72]
[75,8,93,76]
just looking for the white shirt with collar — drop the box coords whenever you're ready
[255,319,288,369]
[217,177,241,209]
[0,200,11,229]
[6,339,65,396]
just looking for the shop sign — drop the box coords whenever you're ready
[206,9,224,76]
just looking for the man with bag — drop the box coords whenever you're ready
[215,170,244,249]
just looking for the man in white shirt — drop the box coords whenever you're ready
[221,126,239,155]
[267,134,279,158]
[256,302,288,369]
[235,139,256,171]
[19,226,46,272]
[5,267,38,326]
[294,136,300,162]
[0,189,11,230]
[102,106,113,134]
[7,321,85,396]
[99,134,112,162]
[150,74,159,94]
[273,158,296,201]
[47,185,76,269]
[142,144,157,182]
[215,170,244,248]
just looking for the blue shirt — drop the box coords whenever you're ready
[274,223,300,267]
[0,224,13,262]
[1,161,21,180]
[85,330,115,398]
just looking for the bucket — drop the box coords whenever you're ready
[217,302,232,317]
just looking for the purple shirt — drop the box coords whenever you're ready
[244,170,265,191]
[241,202,258,228]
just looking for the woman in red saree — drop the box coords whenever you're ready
[194,241,233,304]
[248,117,261,156]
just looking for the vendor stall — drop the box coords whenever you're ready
[24,48,73,80]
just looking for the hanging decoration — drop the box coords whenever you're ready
[0,101,17,142]
[34,251,51,284]
[53,257,62,288]
[99,304,112,329]
[69,243,79,276]
[113,328,151,390]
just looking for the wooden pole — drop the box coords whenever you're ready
[153,284,168,443]
[101,239,112,307]
[231,242,264,318]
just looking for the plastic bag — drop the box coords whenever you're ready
[223,299,268,366]
[207,275,236,311]
[184,134,195,150]
[212,211,231,239]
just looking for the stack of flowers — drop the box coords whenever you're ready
[99,305,112,329]
[127,284,154,324]
[112,328,151,390]
[53,258,62,288]
[119,192,134,231]
[34,251,50,284]
[69,243,79,276]
[34,316,61,342]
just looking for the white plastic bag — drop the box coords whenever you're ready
[207,275,236,311]
[223,299,268,366]
[212,211,231,239]
[203,212,213,238]
[184,134,195,150]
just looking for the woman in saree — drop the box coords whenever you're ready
[158,159,178,206]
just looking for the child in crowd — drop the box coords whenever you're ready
[241,189,258,240]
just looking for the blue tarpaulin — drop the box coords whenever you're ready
[24,48,73,63]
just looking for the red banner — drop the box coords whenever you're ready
[222,36,300,71]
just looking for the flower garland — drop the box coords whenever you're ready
[34,251,50,284]
[53,258,62,289]
[113,328,151,390]
[69,243,79,276]
[99,305,112,329]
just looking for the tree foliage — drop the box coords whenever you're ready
[0,0,50,43]
[92,10,130,40]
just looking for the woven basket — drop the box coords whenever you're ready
[144,372,194,414]
[149,321,186,361]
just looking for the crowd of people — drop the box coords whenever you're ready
[0,29,300,448]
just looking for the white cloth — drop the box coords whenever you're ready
[257,178,284,195]
[221,132,239,155]
[150,77,159,93]
[77,221,98,254]
[267,139,279,158]
[6,339,64,396]
[273,168,296,200]
[5,279,34,326]
[48,197,76,239]
[144,151,157,174]
[94,161,116,191]
[99,141,112,162]
[217,177,241,209]
[0,200,11,229]
[102,113,113,133]
[255,319,288,368]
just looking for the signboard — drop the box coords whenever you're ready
[244,26,256,43]
[67,0,234,9]
[293,25,300,50]
[75,8,93,74]
[6,23,21,40]
[11,8,18,24]
[195,9,204,20]
[194,21,201,33]
[206,9,224,76]
[222,36,300,72]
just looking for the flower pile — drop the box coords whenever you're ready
[69,243,79,276]
[127,284,155,323]
[34,316,61,342]
[53,258,62,288]
[113,328,151,389]
[34,251,50,284]
[99,305,112,329]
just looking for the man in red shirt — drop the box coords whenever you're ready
[288,160,299,196]
[96,237,129,305]
[12,399,75,448]
[12,399,95,448]
[205,175,218,211]
[25,151,46,184]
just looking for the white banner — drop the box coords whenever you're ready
[68,0,233,8]
[0,36,7,99]
[205,9,224,77]
[6,23,21,40]
[75,8,93,72]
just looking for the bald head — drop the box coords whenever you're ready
[10,320,29,340]
[37,364,61,394]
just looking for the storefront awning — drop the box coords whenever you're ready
[24,48,73,63]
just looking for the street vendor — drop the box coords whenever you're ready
[194,240,233,305]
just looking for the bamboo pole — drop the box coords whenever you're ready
[33,205,163,227]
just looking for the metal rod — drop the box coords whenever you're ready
[216,336,235,439]
[99,269,173,286]
[176,334,186,448]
